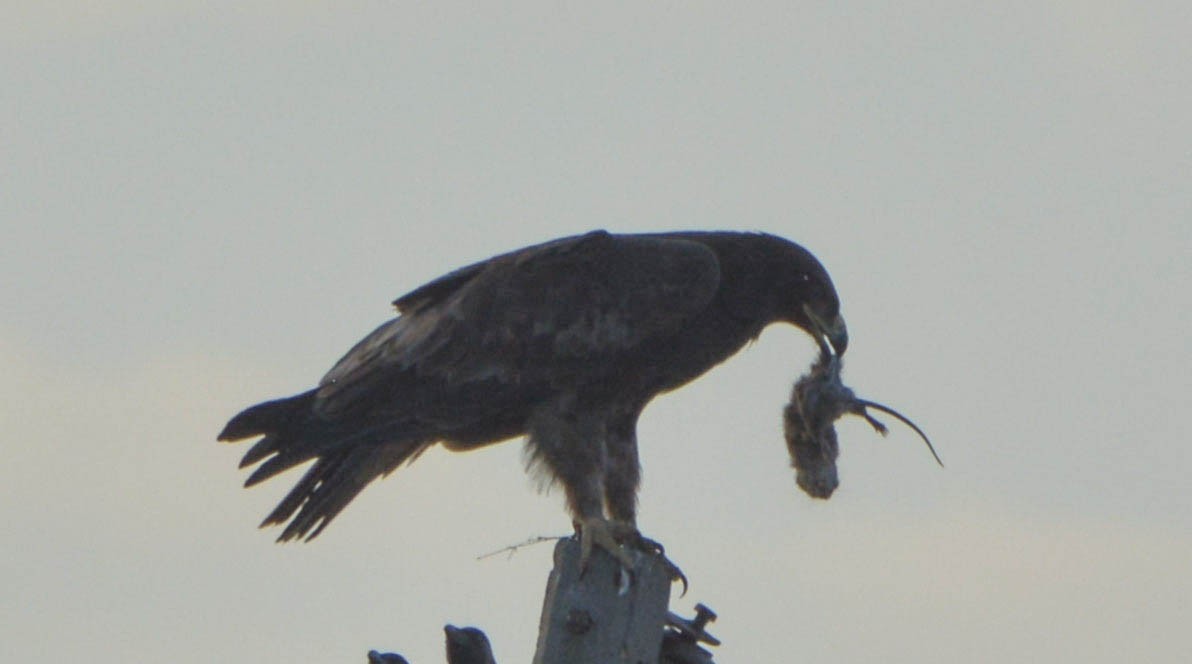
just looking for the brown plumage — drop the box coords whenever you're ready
[218,230,848,550]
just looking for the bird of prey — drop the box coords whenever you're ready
[218,230,848,566]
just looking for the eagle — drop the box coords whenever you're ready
[218,230,848,566]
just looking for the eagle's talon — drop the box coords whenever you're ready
[635,534,665,556]
[576,516,637,574]
[666,561,689,596]
[573,524,690,595]
[628,534,687,592]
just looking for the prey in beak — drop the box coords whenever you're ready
[784,349,940,499]
[803,303,849,357]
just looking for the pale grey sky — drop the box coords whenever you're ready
[3,2,1190,662]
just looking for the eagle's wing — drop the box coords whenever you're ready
[314,231,721,416]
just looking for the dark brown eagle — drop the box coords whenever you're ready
[218,230,848,564]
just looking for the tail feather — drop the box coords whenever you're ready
[219,390,317,442]
[268,441,430,542]
[219,388,431,542]
[259,454,332,530]
[244,445,319,487]
[239,433,281,469]
[274,448,368,541]
[241,418,409,487]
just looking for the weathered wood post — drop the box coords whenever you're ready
[367,538,720,662]
[532,538,673,663]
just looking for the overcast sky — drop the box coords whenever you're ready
[3,2,1190,662]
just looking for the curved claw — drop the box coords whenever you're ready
[574,523,690,595]
[634,534,688,596]
[669,564,690,597]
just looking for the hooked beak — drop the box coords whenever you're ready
[803,304,849,357]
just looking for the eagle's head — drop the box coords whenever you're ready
[771,239,848,357]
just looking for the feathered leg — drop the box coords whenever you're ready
[603,411,641,527]
[527,404,634,570]
[605,406,688,591]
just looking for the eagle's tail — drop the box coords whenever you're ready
[218,390,430,541]
[218,390,317,443]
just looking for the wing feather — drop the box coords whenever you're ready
[314,231,721,416]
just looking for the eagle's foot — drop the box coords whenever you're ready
[576,516,638,573]
[574,520,689,593]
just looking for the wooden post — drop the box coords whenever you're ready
[532,538,673,663]
[368,538,721,663]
